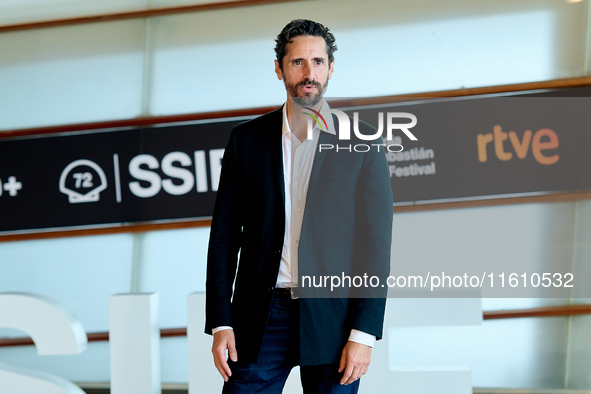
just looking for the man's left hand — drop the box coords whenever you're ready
[338,341,372,385]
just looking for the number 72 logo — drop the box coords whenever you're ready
[59,160,107,204]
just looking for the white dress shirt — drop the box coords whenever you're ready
[213,102,375,348]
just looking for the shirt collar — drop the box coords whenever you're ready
[282,99,336,137]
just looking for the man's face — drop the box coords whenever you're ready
[275,35,335,107]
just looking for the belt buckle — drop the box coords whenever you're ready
[290,287,299,300]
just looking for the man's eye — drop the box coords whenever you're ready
[293,60,301,66]
[316,60,324,65]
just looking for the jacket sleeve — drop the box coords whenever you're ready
[205,127,242,335]
[349,141,393,340]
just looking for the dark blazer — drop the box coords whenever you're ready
[205,106,393,366]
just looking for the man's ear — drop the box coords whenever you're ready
[274,60,283,80]
[328,59,335,80]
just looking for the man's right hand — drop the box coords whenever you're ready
[212,329,238,382]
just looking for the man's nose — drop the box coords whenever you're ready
[302,63,314,79]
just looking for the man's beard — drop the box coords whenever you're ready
[284,77,329,107]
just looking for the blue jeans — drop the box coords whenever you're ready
[222,297,360,394]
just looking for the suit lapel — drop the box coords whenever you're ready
[306,131,334,203]
[270,106,286,205]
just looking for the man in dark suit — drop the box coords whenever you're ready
[205,19,393,393]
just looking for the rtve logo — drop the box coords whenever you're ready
[477,126,559,165]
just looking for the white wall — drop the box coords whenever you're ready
[0,0,588,130]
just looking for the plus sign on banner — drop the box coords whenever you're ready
[1,176,23,197]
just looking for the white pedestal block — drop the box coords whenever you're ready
[109,293,161,394]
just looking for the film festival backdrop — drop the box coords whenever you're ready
[1,88,590,236]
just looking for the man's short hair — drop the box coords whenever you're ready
[274,19,337,71]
